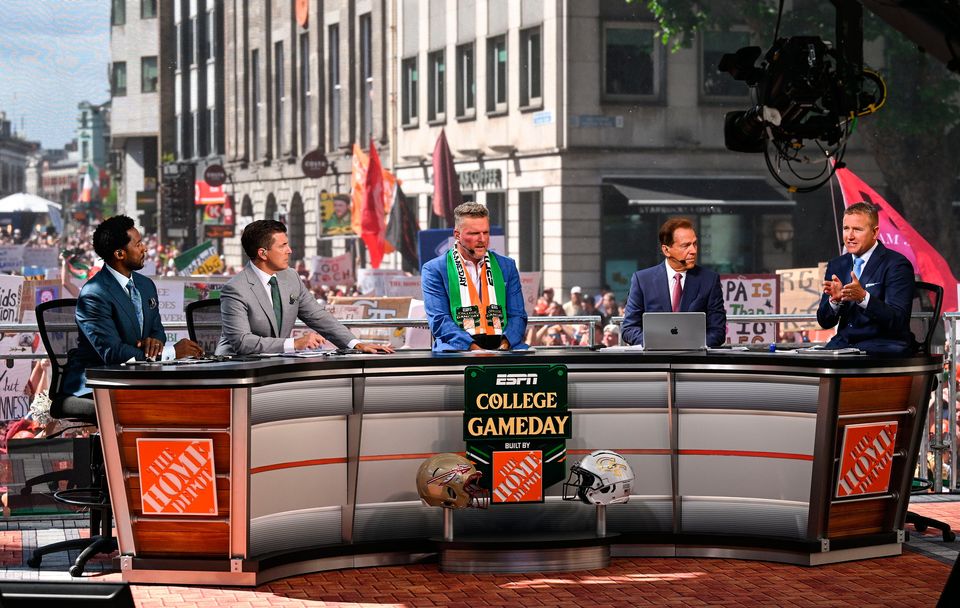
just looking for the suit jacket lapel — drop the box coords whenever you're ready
[654,265,672,310]
[680,267,700,312]
[857,243,885,288]
[245,264,279,337]
[100,270,141,336]
[279,269,299,337]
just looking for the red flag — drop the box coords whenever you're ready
[432,129,461,227]
[361,140,387,268]
[835,166,958,312]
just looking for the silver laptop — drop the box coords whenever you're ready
[642,312,707,351]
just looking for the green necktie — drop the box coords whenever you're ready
[269,275,283,332]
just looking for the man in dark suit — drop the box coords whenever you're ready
[817,202,915,354]
[621,217,726,347]
[60,216,203,407]
[216,220,393,355]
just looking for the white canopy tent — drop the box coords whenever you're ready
[0,193,64,233]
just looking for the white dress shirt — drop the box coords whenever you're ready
[664,260,688,292]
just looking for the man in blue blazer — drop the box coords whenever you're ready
[422,203,527,351]
[818,202,915,354]
[621,217,726,347]
[60,216,202,403]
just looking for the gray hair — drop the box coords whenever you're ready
[454,202,489,228]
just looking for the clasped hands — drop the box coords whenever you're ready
[823,270,867,305]
[137,337,204,360]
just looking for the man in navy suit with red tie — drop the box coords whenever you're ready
[621,217,726,347]
[817,202,915,354]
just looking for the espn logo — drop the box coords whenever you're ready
[495,373,538,386]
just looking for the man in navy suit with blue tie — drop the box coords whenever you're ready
[817,202,915,354]
[621,217,726,347]
[60,216,203,409]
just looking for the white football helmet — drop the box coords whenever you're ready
[416,453,490,509]
[562,450,634,505]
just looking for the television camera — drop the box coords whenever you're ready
[718,1,885,193]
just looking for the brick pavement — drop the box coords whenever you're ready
[0,502,955,607]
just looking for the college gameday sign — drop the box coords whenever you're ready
[463,365,571,504]
[137,438,218,516]
[835,421,899,498]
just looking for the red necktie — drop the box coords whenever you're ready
[672,273,683,312]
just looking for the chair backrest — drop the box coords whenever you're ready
[36,298,80,399]
[912,281,944,353]
[186,298,222,354]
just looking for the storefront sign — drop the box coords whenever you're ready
[137,438,218,516]
[302,150,329,178]
[464,365,570,504]
[721,274,779,344]
[457,168,502,191]
[204,225,235,239]
[203,164,227,187]
[835,422,898,498]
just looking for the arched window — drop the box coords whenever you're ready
[240,195,253,217]
[288,193,305,262]
[264,193,277,221]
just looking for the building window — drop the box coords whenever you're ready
[141,0,157,19]
[520,27,542,108]
[701,30,751,100]
[81,141,89,163]
[251,49,260,159]
[141,56,158,92]
[360,14,373,144]
[456,43,475,118]
[274,41,285,157]
[175,113,182,159]
[428,50,446,123]
[329,24,341,151]
[486,192,506,244]
[184,17,194,67]
[519,190,542,272]
[111,62,127,96]
[299,32,311,152]
[486,35,507,114]
[401,57,418,126]
[175,24,182,70]
[206,8,216,61]
[208,107,217,156]
[603,23,661,101]
[192,110,200,158]
[111,0,125,25]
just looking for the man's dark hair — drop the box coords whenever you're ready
[92,215,135,261]
[659,217,695,247]
[844,202,879,228]
[241,220,287,260]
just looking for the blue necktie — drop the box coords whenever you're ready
[853,257,864,279]
[127,279,144,335]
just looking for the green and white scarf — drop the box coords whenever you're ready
[446,248,507,336]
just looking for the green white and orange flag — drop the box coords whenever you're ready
[79,164,99,203]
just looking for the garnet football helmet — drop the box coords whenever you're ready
[416,453,490,509]
[562,450,634,505]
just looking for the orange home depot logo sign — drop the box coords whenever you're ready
[835,422,898,498]
[136,439,218,516]
[492,450,543,503]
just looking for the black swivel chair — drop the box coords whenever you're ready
[185,298,222,353]
[905,281,955,542]
[27,298,118,576]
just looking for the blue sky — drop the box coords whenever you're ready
[0,1,110,149]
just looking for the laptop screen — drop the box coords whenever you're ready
[642,312,707,351]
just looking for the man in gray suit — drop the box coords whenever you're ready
[216,220,394,355]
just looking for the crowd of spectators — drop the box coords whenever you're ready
[525,285,626,348]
